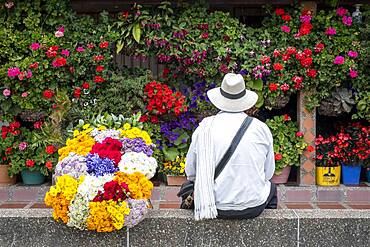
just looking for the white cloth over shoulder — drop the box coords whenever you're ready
[186,112,275,219]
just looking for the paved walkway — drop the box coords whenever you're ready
[1,182,369,210]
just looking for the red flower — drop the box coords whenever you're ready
[5,147,12,154]
[269,83,278,92]
[82,82,90,89]
[303,48,312,57]
[201,33,209,39]
[69,66,75,74]
[282,15,291,21]
[87,43,95,49]
[150,115,159,124]
[296,131,304,137]
[43,89,54,99]
[273,49,280,57]
[162,68,170,79]
[93,181,129,202]
[307,145,315,152]
[91,137,123,165]
[45,161,53,170]
[29,62,39,69]
[96,66,104,72]
[99,41,109,49]
[273,63,284,71]
[286,47,297,55]
[93,76,105,83]
[139,115,148,122]
[282,54,290,61]
[219,64,229,74]
[45,145,56,154]
[274,153,283,160]
[93,55,105,62]
[299,22,313,36]
[261,55,271,65]
[26,160,35,167]
[52,57,67,67]
[300,57,312,68]
[73,87,81,98]
[314,43,325,53]
[275,8,285,16]
[33,121,42,129]
[306,69,317,78]
[280,83,290,91]
[283,114,291,121]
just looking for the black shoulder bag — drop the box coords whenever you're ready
[177,116,254,209]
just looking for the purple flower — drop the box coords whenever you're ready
[334,56,345,65]
[325,27,336,36]
[2,89,11,97]
[54,153,88,179]
[30,43,40,50]
[121,138,154,157]
[61,49,70,56]
[349,68,358,78]
[348,51,358,58]
[342,16,352,26]
[124,199,148,228]
[300,15,311,23]
[18,142,28,151]
[76,46,85,52]
[86,153,117,176]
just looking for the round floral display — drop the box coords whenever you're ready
[45,123,157,232]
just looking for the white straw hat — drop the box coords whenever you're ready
[207,73,258,112]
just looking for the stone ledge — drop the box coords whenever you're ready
[0,209,369,247]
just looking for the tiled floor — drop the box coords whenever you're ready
[0,201,369,210]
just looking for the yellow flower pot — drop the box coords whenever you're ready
[316,166,341,186]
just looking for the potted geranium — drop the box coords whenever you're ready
[8,123,58,185]
[315,134,343,186]
[266,115,308,184]
[0,121,20,185]
[339,123,369,185]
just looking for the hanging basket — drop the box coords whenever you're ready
[265,94,291,109]
[318,88,355,116]
[18,110,45,122]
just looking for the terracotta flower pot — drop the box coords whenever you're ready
[0,165,16,186]
[271,166,291,184]
[166,175,187,186]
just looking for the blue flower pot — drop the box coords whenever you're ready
[21,170,45,185]
[341,164,361,185]
[366,169,370,183]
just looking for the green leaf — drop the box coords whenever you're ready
[174,132,190,146]
[163,146,179,161]
[116,40,124,54]
[132,23,141,43]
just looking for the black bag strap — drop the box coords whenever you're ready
[214,116,253,180]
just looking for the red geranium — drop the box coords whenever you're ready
[82,82,90,89]
[269,83,278,91]
[283,114,291,121]
[93,76,105,83]
[29,62,39,69]
[282,15,291,22]
[45,145,56,154]
[52,57,67,67]
[45,161,53,170]
[273,63,284,71]
[275,8,285,16]
[73,87,81,98]
[99,41,109,49]
[26,160,35,167]
[96,66,104,72]
[306,69,317,78]
[43,89,54,99]
[274,153,283,160]
[300,57,312,68]
[93,55,105,62]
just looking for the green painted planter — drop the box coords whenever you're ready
[21,170,45,185]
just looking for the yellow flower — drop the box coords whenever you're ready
[98,125,107,131]
[123,123,131,130]
[82,124,90,129]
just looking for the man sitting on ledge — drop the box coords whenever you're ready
[185,73,277,220]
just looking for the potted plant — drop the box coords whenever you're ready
[266,115,308,184]
[161,156,187,186]
[339,123,369,185]
[0,121,19,185]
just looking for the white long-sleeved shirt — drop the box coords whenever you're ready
[185,111,275,210]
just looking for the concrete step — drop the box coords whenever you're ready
[0,209,369,247]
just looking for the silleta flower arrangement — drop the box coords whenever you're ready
[45,123,157,232]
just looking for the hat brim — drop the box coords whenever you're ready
[207,87,258,112]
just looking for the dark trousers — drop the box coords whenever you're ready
[217,182,278,219]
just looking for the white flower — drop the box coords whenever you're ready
[55,31,64,38]
[67,194,89,230]
[118,151,157,179]
[90,129,121,143]
[77,174,114,200]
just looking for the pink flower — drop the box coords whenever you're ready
[348,51,358,58]
[334,56,345,65]
[280,83,290,91]
[300,15,311,23]
[55,26,64,37]
[18,142,28,151]
[61,49,70,56]
[342,16,352,26]
[21,92,28,97]
[76,46,85,52]
[296,131,304,137]
[7,67,20,77]
[281,25,290,33]
[336,7,348,16]
[325,27,336,36]
[26,70,32,79]
[3,89,11,97]
[30,43,40,50]
[349,68,358,78]
[5,2,14,9]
